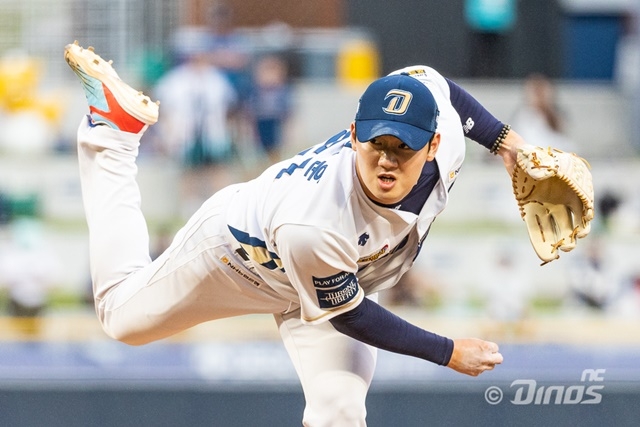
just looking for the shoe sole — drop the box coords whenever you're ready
[64,41,159,125]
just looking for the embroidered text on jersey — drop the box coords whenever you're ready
[275,130,350,180]
[313,272,359,309]
[357,244,389,263]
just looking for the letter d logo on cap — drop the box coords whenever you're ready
[383,90,412,115]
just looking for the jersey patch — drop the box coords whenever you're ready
[403,68,427,77]
[313,271,358,309]
[357,244,389,263]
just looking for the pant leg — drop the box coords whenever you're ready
[77,117,289,345]
[77,116,152,298]
[275,304,378,427]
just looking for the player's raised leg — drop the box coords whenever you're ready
[65,42,290,345]
[65,41,160,308]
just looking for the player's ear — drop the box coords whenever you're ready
[350,122,357,151]
[425,133,440,161]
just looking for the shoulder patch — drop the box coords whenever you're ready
[404,68,427,76]
[312,271,359,309]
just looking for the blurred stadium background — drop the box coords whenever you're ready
[0,0,639,426]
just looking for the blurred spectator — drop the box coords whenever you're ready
[609,273,640,318]
[483,250,533,339]
[0,218,60,336]
[151,27,239,214]
[597,190,622,233]
[615,9,640,152]
[248,54,293,165]
[205,1,252,100]
[153,34,238,164]
[566,239,617,311]
[204,2,255,172]
[511,73,576,153]
[465,0,517,78]
[486,252,530,321]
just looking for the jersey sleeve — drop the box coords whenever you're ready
[274,223,365,325]
[330,297,454,365]
[445,77,505,150]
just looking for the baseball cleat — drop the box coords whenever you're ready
[64,40,159,133]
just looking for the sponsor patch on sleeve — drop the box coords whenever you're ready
[312,271,359,309]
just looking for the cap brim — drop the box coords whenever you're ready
[355,120,434,151]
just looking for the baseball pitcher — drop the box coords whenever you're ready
[64,41,592,426]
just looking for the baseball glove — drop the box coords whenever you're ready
[512,145,594,265]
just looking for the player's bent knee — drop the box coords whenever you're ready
[94,300,164,346]
[100,323,150,346]
[98,314,157,346]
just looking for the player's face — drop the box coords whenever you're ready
[350,122,440,205]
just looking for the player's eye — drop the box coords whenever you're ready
[368,138,380,146]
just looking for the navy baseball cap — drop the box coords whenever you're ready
[355,73,439,151]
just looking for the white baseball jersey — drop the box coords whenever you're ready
[226,66,466,325]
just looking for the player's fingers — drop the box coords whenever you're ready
[478,360,500,375]
[491,351,504,365]
[480,349,503,372]
[483,340,499,353]
[482,354,503,372]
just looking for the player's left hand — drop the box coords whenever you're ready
[446,338,503,377]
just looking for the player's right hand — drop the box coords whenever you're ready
[446,338,503,377]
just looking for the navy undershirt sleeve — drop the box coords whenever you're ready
[446,77,505,150]
[329,297,454,366]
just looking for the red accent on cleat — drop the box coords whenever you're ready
[90,83,146,133]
